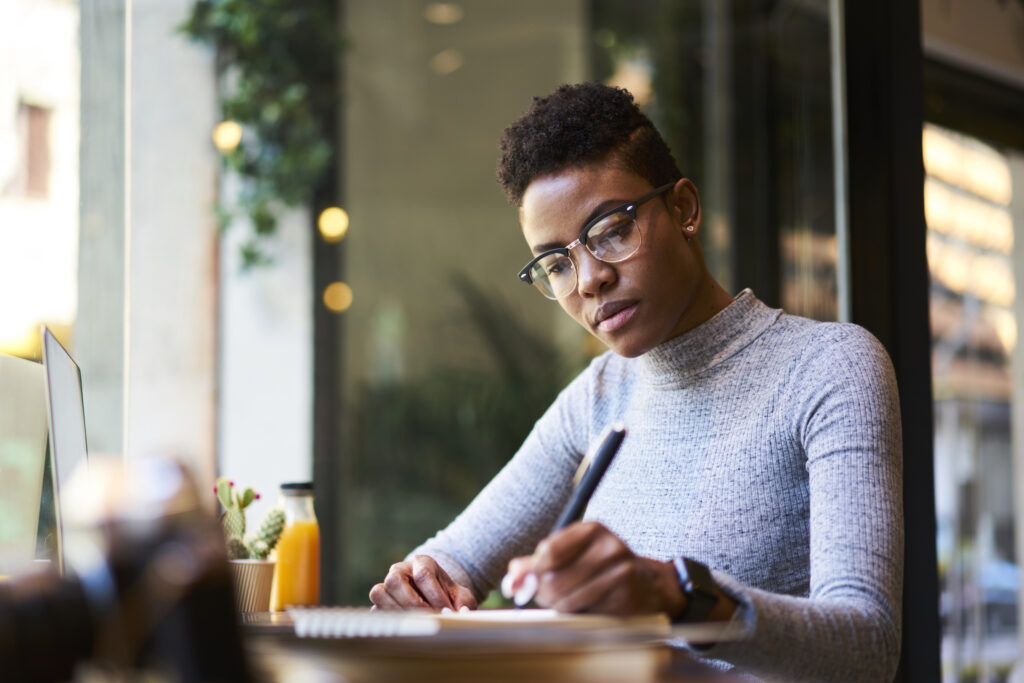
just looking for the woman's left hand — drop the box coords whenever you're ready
[503,521,687,616]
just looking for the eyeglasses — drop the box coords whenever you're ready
[517,183,674,300]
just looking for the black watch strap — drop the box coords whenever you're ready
[673,557,718,623]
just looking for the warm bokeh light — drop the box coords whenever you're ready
[923,125,1012,206]
[605,58,653,106]
[989,306,1018,354]
[424,3,464,24]
[212,120,243,153]
[0,326,40,359]
[430,48,464,76]
[925,178,1013,254]
[924,122,1017,339]
[318,207,349,242]
[927,234,1015,308]
[323,282,353,313]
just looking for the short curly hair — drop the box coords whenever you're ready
[496,83,681,206]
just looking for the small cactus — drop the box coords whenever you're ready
[248,539,271,560]
[216,477,256,539]
[215,477,284,561]
[226,536,249,560]
[249,507,285,559]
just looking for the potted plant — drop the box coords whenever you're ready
[215,477,284,612]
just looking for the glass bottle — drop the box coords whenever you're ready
[269,482,320,610]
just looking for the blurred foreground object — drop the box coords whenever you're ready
[0,457,248,682]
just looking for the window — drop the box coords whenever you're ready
[925,122,1024,681]
[333,0,840,603]
[4,101,52,199]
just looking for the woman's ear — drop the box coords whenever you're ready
[671,178,702,236]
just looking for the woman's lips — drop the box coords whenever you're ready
[596,302,639,332]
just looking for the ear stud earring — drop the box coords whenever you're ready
[685,224,695,233]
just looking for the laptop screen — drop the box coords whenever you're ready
[41,327,89,574]
[0,353,48,576]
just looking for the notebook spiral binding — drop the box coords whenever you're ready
[289,608,441,638]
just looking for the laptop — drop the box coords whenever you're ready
[40,326,90,575]
[0,352,48,576]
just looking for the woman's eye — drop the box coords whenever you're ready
[545,261,568,276]
[592,218,632,243]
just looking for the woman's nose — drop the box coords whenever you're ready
[574,249,616,296]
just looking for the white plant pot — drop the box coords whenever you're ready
[229,559,275,612]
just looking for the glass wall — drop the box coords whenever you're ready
[339,0,593,602]
[925,122,1024,681]
[335,0,841,602]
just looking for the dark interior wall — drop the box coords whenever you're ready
[843,1,940,680]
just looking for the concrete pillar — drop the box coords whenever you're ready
[78,0,126,457]
[79,0,220,485]
[123,0,219,483]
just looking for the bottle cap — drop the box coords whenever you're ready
[280,482,314,493]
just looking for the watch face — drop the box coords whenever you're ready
[674,557,718,623]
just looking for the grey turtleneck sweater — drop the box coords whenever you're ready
[412,289,903,682]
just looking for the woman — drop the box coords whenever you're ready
[370,83,903,682]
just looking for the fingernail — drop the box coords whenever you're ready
[513,572,538,607]
[500,572,514,599]
[441,607,452,614]
[459,605,470,613]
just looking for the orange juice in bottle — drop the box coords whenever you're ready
[270,482,320,610]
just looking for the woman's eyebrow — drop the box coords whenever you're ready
[529,197,630,254]
[581,198,628,227]
[530,241,559,254]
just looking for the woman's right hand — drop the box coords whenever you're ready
[369,554,478,611]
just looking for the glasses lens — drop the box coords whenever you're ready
[585,212,641,262]
[529,253,575,300]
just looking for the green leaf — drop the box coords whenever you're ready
[181,0,347,269]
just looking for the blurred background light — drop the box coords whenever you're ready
[605,56,653,106]
[923,125,1012,205]
[430,48,464,76]
[925,178,1013,254]
[323,282,353,313]
[318,206,349,242]
[212,120,242,153]
[424,3,464,25]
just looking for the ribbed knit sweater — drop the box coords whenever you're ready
[412,289,904,682]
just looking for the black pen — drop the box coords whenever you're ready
[504,423,627,607]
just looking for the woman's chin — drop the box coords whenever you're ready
[601,332,655,359]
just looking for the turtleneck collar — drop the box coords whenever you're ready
[639,289,781,386]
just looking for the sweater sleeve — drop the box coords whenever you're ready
[690,324,904,682]
[407,357,602,599]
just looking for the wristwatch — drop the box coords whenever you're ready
[672,557,718,623]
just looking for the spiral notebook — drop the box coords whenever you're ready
[288,608,668,639]
[278,607,744,646]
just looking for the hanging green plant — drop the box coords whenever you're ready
[180,0,345,268]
